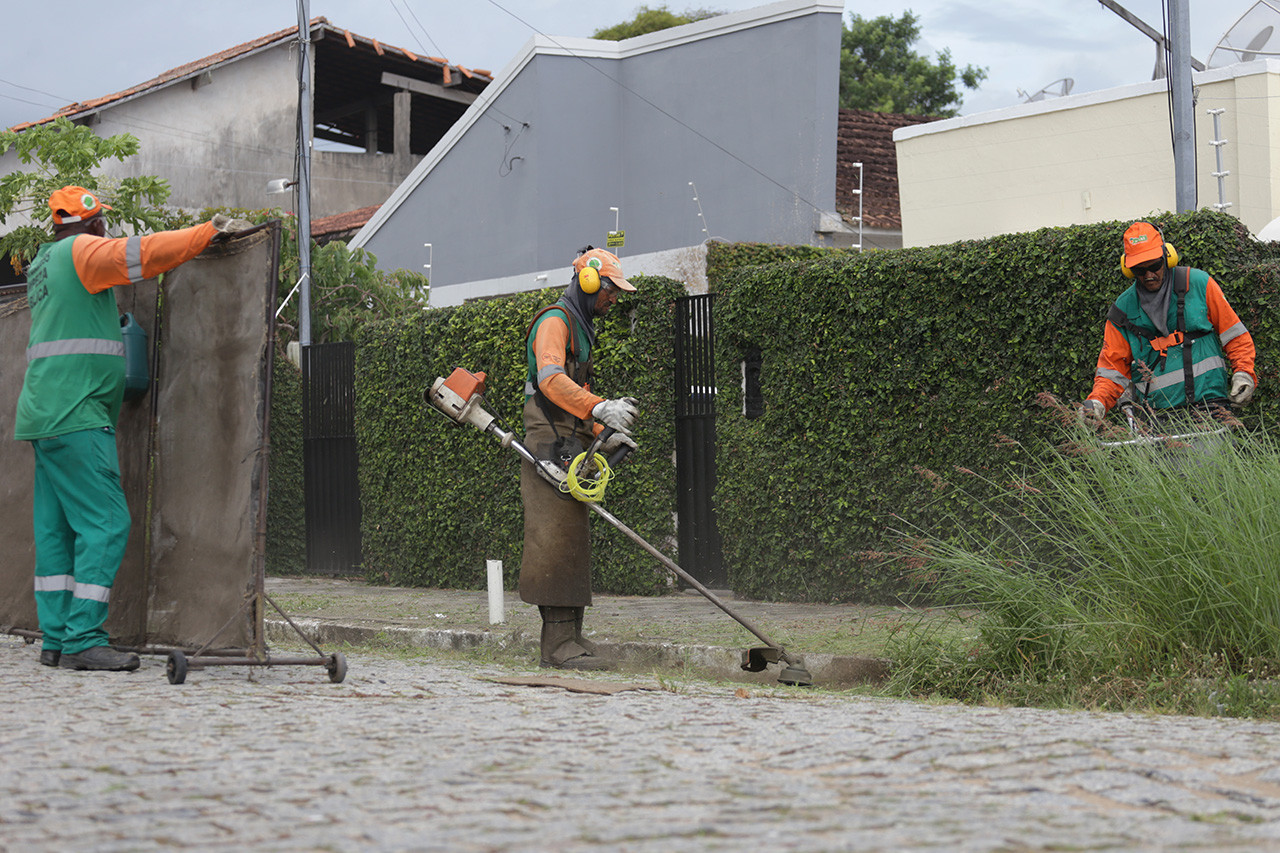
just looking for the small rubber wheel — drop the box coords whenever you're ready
[166,650,188,685]
[326,652,347,684]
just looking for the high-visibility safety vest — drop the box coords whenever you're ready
[1105,266,1231,409]
[15,238,127,440]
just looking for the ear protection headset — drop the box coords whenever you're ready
[578,255,604,294]
[1120,223,1179,278]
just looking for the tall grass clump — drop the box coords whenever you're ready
[889,397,1280,716]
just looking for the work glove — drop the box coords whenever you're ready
[1078,399,1106,425]
[591,397,639,435]
[1229,371,1256,405]
[600,430,637,456]
[211,213,255,237]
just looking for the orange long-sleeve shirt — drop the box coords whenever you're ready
[530,313,603,420]
[72,221,218,293]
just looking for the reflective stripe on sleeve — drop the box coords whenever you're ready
[34,574,75,593]
[1220,322,1248,345]
[26,338,125,362]
[73,582,111,603]
[125,235,144,282]
[1096,367,1129,387]
[537,365,566,385]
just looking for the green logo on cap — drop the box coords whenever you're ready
[1129,235,1148,245]
[81,193,97,210]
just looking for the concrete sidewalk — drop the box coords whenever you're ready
[263,576,896,688]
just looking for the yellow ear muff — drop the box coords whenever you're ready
[1120,242,1179,278]
[578,257,603,294]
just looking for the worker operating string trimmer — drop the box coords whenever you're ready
[427,246,812,686]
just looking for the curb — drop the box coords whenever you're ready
[265,617,890,688]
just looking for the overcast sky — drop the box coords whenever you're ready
[0,1,1263,131]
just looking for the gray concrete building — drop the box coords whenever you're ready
[351,0,851,306]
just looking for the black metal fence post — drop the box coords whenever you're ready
[673,294,725,587]
[302,342,361,575]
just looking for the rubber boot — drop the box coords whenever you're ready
[572,606,599,656]
[539,606,612,671]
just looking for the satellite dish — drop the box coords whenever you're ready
[1254,215,1280,241]
[1017,78,1074,103]
[1209,0,1280,68]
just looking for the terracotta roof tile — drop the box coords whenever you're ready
[311,204,380,239]
[9,18,492,132]
[835,108,941,231]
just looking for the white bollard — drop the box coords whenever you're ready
[487,560,505,624]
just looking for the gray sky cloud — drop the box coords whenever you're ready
[0,1,1256,131]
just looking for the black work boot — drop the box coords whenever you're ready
[59,646,140,672]
[39,647,60,667]
[539,606,613,671]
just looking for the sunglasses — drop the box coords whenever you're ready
[1131,259,1164,276]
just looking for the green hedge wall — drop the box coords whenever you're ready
[265,354,305,575]
[354,277,685,594]
[268,210,1280,603]
[712,210,1280,602]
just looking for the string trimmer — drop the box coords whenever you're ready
[426,367,813,687]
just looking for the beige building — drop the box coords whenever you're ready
[893,59,1280,246]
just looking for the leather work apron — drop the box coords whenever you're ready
[518,394,594,607]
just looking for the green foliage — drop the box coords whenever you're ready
[0,118,178,271]
[840,11,987,117]
[355,277,684,595]
[887,416,1280,716]
[592,4,720,40]
[266,356,306,575]
[711,209,1280,603]
[197,206,428,347]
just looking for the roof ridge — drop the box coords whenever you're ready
[8,16,491,132]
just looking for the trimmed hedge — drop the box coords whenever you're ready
[354,277,685,594]
[265,355,305,575]
[711,210,1280,602]
[267,210,1280,603]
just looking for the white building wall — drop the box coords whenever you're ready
[894,60,1280,246]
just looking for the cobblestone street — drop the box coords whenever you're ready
[6,636,1280,851]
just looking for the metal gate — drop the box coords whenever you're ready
[303,342,361,575]
[673,294,725,587]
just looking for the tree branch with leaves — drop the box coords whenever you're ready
[0,117,177,272]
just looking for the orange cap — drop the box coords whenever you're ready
[573,248,635,292]
[1122,221,1165,268]
[49,186,112,224]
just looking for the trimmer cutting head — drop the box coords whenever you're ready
[777,663,814,687]
[742,646,813,686]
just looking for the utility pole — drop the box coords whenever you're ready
[1168,0,1196,213]
[1096,0,1199,213]
[297,0,314,347]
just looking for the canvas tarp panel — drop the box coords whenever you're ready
[0,225,279,649]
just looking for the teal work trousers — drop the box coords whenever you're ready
[30,427,131,655]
